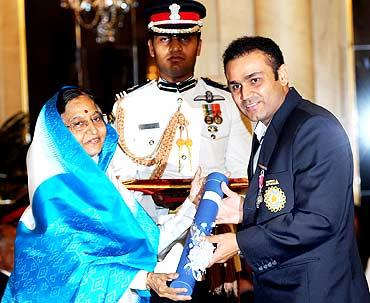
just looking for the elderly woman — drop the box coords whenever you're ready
[2,87,199,302]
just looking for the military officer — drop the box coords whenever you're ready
[111,1,252,302]
[112,0,251,222]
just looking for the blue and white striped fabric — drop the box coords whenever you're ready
[2,90,159,303]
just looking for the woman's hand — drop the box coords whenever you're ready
[188,167,205,206]
[216,182,244,224]
[146,272,191,301]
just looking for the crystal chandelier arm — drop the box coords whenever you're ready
[60,0,134,42]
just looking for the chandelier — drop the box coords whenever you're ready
[60,0,135,43]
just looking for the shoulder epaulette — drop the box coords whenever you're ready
[115,80,153,101]
[201,77,229,92]
[126,79,152,93]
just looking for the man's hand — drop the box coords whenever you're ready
[216,182,244,224]
[146,272,191,301]
[207,232,240,267]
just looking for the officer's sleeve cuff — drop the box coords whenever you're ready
[129,270,148,290]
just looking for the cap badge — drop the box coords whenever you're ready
[169,3,181,20]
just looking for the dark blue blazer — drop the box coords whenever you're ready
[237,88,370,303]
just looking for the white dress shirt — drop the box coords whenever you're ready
[253,121,268,174]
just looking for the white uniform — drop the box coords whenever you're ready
[111,77,252,222]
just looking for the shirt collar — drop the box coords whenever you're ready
[157,76,197,93]
[254,121,268,143]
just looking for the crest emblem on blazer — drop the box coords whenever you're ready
[264,186,286,212]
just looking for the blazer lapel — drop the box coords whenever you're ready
[242,88,302,227]
[243,166,260,227]
[258,88,301,170]
[247,133,260,180]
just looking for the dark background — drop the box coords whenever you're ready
[353,0,370,266]
[25,0,149,130]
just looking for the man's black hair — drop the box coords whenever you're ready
[223,36,285,80]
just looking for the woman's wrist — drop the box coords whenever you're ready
[187,194,195,203]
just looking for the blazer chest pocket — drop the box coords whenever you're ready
[256,170,294,224]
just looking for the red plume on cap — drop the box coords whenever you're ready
[145,1,206,34]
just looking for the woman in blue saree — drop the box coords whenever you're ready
[2,87,194,302]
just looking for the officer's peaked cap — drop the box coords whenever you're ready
[145,0,206,35]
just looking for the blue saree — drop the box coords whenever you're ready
[2,90,159,302]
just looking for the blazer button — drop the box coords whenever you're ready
[267,262,272,267]
[258,266,263,271]
[272,260,277,266]
[263,265,268,269]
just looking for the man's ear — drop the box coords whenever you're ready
[148,40,155,58]
[197,38,202,56]
[278,64,288,86]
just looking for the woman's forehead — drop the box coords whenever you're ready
[63,96,99,118]
[66,96,97,111]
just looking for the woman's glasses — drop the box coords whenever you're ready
[65,113,107,132]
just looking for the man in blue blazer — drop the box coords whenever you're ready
[208,36,370,303]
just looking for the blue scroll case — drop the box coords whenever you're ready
[170,172,229,295]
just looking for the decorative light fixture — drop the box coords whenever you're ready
[60,0,135,43]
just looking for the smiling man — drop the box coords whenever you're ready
[208,36,370,303]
